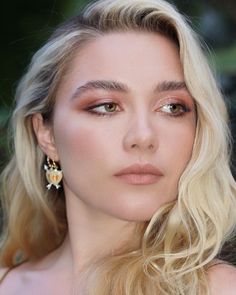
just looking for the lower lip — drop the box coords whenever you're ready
[115,174,161,185]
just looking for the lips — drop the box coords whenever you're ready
[114,163,163,185]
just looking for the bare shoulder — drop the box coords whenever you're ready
[207,261,236,295]
[0,264,27,295]
[0,255,72,295]
[0,250,58,294]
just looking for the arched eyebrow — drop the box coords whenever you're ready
[70,79,187,100]
[155,80,187,92]
[70,80,128,100]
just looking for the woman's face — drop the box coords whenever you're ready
[52,32,196,221]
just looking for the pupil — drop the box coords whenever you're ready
[171,104,178,112]
[105,103,116,112]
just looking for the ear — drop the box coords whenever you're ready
[32,113,59,161]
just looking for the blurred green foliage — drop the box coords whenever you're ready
[214,44,236,73]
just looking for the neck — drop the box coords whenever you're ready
[59,190,143,273]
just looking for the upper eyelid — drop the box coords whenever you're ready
[158,101,188,108]
[76,81,191,98]
[86,102,122,113]
[157,95,192,104]
[87,101,120,108]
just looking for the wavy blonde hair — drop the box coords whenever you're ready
[1,0,236,294]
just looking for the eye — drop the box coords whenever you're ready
[160,103,189,116]
[102,103,117,112]
[86,102,121,116]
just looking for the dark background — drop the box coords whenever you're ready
[0,0,235,261]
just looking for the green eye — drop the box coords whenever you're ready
[161,103,188,116]
[104,103,117,112]
[168,104,182,113]
[86,102,121,117]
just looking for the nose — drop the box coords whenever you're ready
[123,113,158,153]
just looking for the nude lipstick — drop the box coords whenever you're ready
[114,163,163,185]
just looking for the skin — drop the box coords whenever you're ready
[52,31,196,222]
[1,32,236,294]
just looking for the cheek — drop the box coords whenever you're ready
[153,114,195,180]
[52,113,116,193]
[179,124,195,161]
[162,121,196,174]
[54,119,106,165]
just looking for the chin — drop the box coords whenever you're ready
[107,203,163,222]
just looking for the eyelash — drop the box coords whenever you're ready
[160,103,190,116]
[85,102,190,117]
[85,102,121,117]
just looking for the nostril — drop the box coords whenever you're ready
[130,143,155,150]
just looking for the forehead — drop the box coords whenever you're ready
[58,31,184,97]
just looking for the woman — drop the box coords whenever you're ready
[0,0,236,294]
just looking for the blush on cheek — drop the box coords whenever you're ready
[54,118,106,165]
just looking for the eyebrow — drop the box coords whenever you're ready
[70,79,187,100]
[155,80,187,92]
[70,80,128,100]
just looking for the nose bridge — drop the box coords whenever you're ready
[123,107,158,152]
[133,108,152,134]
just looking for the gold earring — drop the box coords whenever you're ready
[44,157,63,190]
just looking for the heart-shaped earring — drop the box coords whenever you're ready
[44,157,63,190]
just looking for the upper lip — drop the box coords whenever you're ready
[114,163,163,176]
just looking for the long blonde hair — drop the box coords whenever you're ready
[1,0,236,294]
